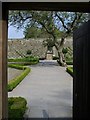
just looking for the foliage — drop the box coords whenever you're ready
[53,56,59,60]
[9,11,88,66]
[8,64,31,91]
[8,56,39,65]
[9,11,88,38]
[8,97,27,119]
[66,61,73,65]
[62,47,68,54]
[65,54,73,61]
[64,47,73,64]
[66,67,73,77]
[43,37,55,48]
[8,64,26,70]
[24,26,50,38]
[26,49,32,55]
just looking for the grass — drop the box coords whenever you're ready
[8,64,31,91]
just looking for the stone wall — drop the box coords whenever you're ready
[8,39,47,58]
[8,38,73,58]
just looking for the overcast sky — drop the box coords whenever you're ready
[8,26,24,39]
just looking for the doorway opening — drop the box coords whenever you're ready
[7,9,88,119]
[0,2,89,120]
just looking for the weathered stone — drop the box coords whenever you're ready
[8,38,73,58]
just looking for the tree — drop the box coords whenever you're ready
[9,10,88,66]
[24,25,49,38]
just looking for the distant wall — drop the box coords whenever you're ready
[8,38,73,58]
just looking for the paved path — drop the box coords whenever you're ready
[8,60,73,118]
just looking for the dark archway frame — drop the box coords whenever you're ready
[0,2,89,120]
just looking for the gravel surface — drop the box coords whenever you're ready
[8,68,23,81]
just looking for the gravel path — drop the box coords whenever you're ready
[8,68,23,81]
[8,60,73,118]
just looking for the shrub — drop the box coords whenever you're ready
[62,47,68,54]
[53,56,59,60]
[8,56,39,65]
[39,57,46,60]
[8,65,31,91]
[8,97,27,119]
[66,67,73,77]
[66,61,73,65]
[8,64,26,70]
[22,61,39,65]
[26,50,32,55]
[65,54,73,61]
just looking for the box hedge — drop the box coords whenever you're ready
[66,67,73,77]
[8,97,27,119]
[8,56,39,65]
[8,64,31,91]
[66,61,73,65]
[8,64,26,70]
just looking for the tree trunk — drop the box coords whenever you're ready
[55,44,67,67]
[57,51,67,67]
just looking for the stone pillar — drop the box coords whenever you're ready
[0,2,8,119]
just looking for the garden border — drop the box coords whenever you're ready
[66,66,73,77]
[8,64,31,91]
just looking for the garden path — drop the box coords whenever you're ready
[8,60,73,118]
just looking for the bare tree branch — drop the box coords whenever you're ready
[55,12,69,31]
[70,12,77,28]
[39,21,56,40]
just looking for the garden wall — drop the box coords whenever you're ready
[8,38,73,58]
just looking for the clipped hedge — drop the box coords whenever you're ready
[8,64,31,91]
[53,56,59,60]
[8,56,39,65]
[8,64,26,70]
[9,61,39,65]
[66,61,73,65]
[66,67,73,77]
[8,97,27,119]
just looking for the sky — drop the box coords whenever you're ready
[8,26,24,39]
